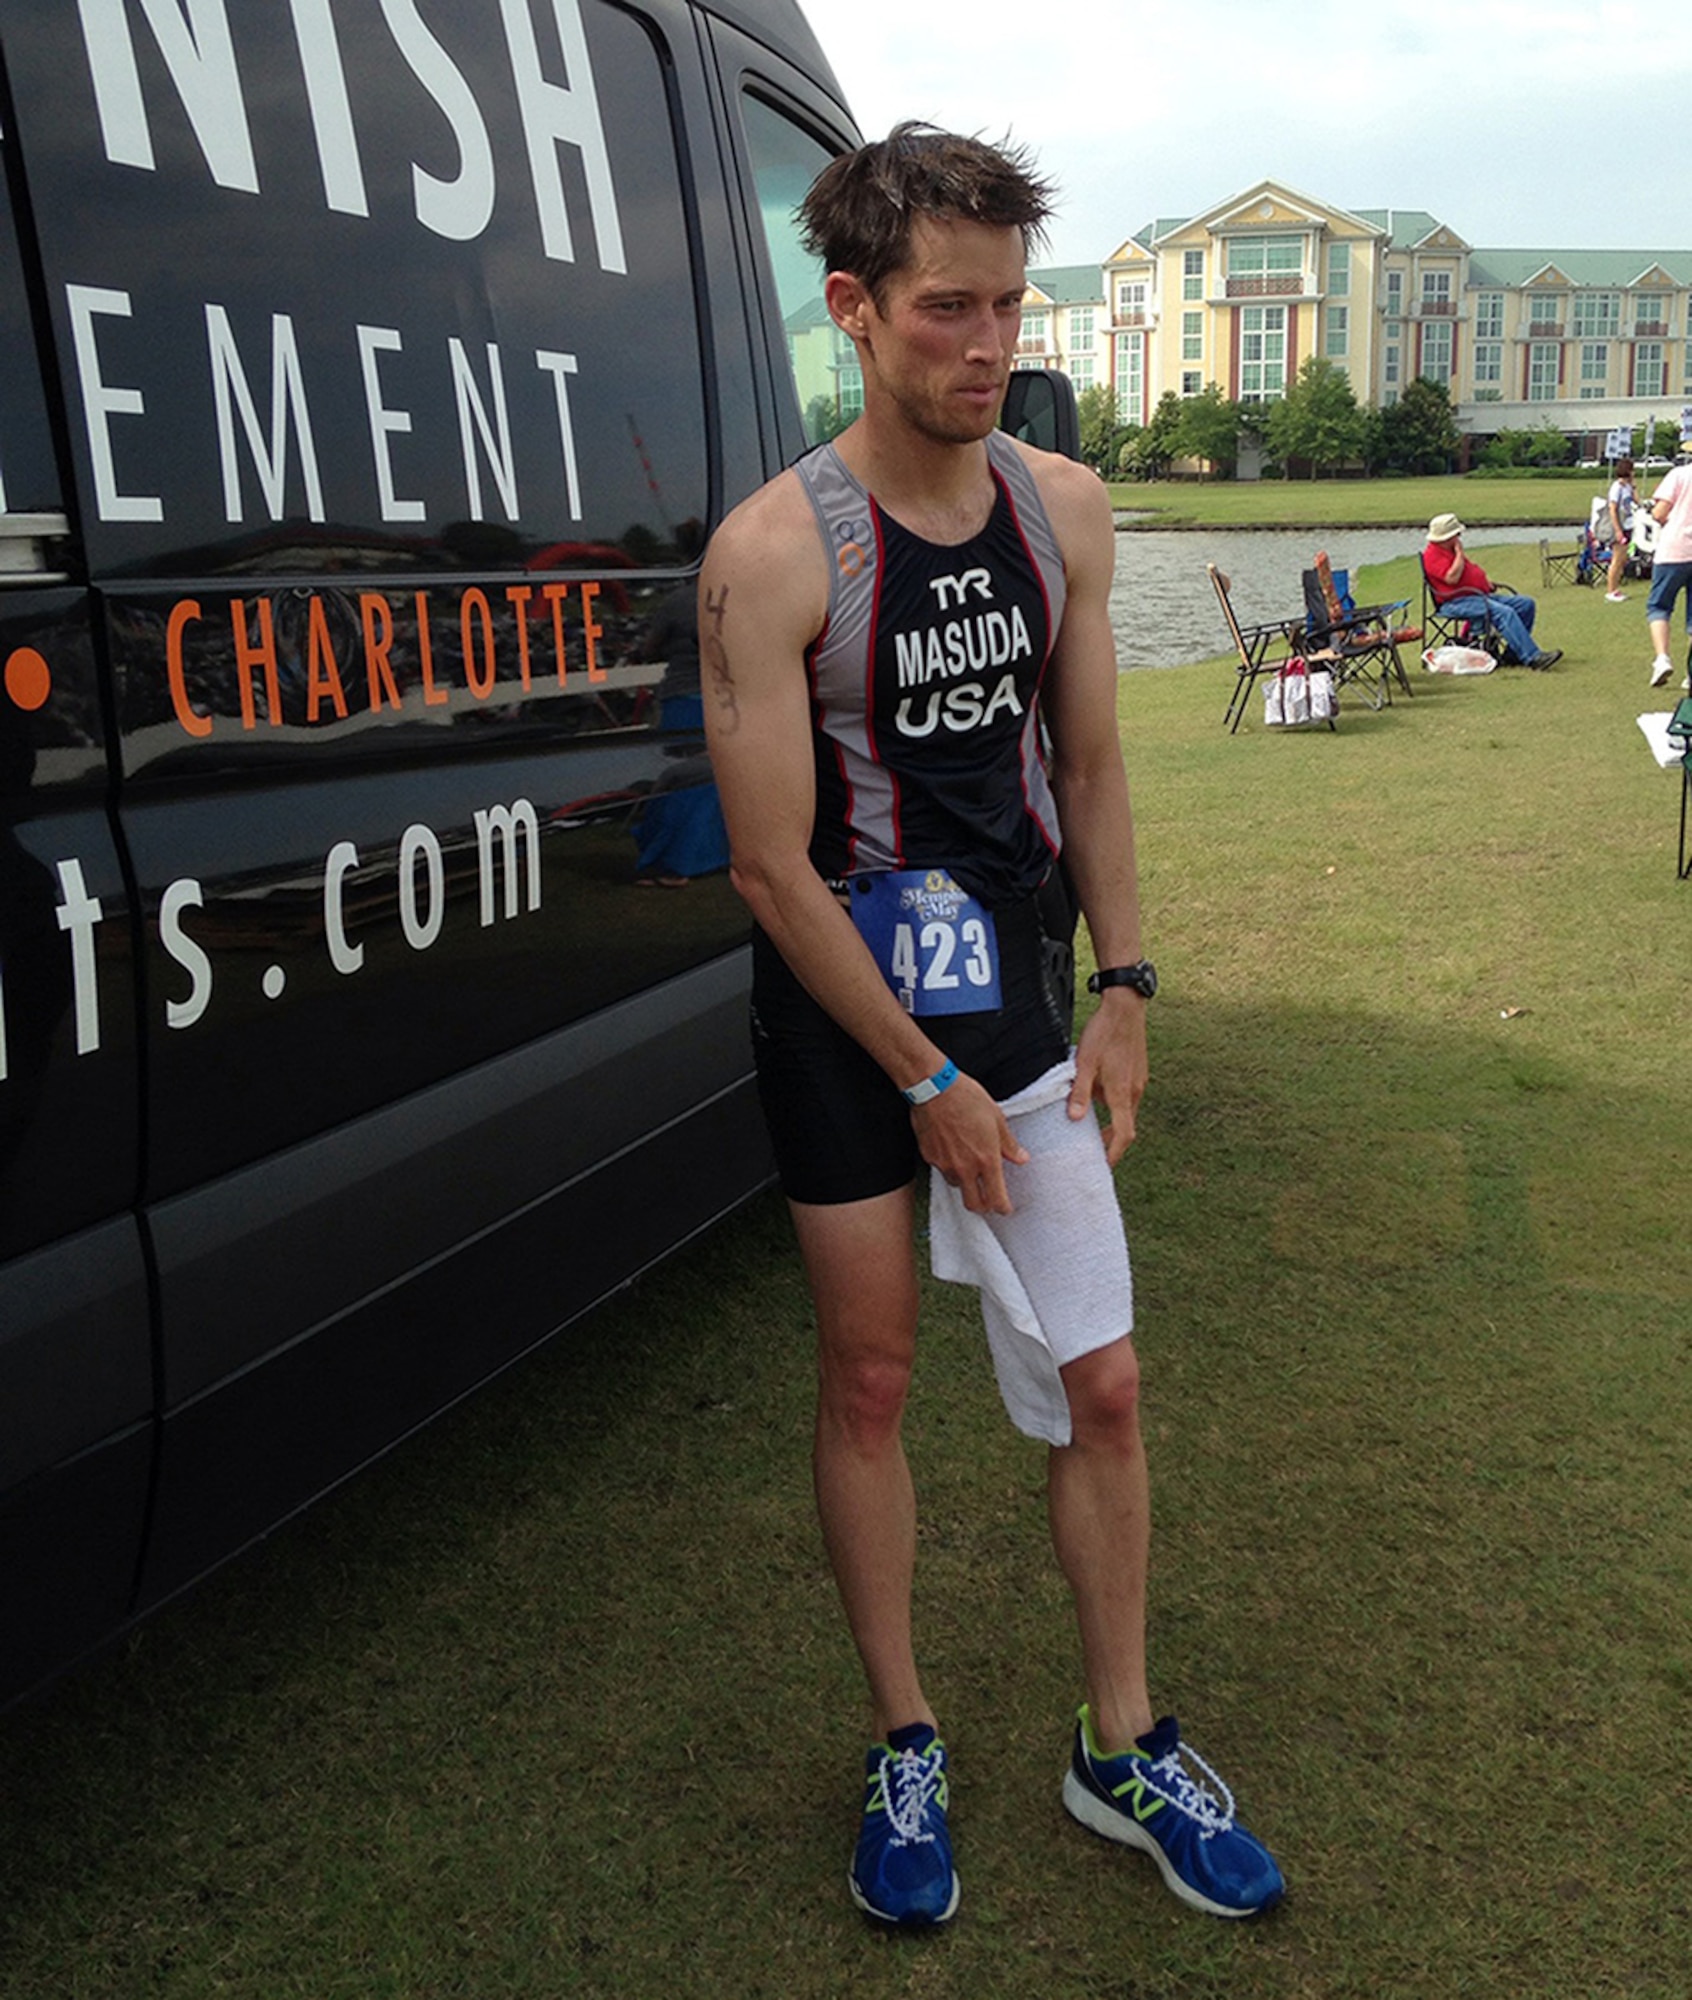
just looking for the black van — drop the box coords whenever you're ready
[0,0,891,1712]
[0,0,1078,1712]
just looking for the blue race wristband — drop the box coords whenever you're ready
[901,1057,959,1107]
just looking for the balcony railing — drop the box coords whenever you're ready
[1526,321,1563,339]
[1633,320,1669,339]
[1114,309,1152,328]
[1224,273,1304,298]
[1415,297,1455,317]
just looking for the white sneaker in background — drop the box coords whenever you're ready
[1606,591,1629,602]
[1650,655,1674,686]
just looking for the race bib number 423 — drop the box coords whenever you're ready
[849,869,1001,1016]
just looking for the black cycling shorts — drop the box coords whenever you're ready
[750,882,1073,1207]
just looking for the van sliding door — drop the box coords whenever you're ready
[0,116,153,1710]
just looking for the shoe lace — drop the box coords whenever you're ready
[875,1743,944,1846]
[1137,1740,1237,1840]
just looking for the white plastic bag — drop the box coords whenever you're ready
[1265,663,1333,726]
[1422,644,1496,676]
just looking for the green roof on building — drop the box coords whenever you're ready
[1466,248,1692,288]
[782,292,830,334]
[1351,209,1444,248]
[1026,263,1104,303]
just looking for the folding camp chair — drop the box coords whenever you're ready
[1305,551,1419,703]
[1300,567,1387,709]
[1573,522,1610,588]
[1208,562,1313,732]
[1539,536,1580,587]
[1673,698,1692,880]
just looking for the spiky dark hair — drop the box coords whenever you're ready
[799,121,1054,301]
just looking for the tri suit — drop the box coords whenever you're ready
[752,432,1080,1205]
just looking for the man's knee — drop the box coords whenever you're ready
[818,1344,914,1448]
[1060,1335,1142,1447]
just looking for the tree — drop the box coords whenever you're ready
[1376,375,1460,475]
[1076,382,1125,476]
[1263,357,1368,477]
[803,394,851,444]
[1476,422,1573,469]
[1121,391,1184,481]
[1173,382,1241,478]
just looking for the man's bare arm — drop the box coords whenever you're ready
[1026,448,1147,1165]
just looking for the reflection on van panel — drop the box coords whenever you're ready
[0,0,857,1710]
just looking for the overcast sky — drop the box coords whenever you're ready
[821,1,1692,269]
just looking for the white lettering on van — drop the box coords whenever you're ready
[77,0,622,270]
[77,0,258,192]
[499,0,626,273]
[323,843,365,974]
[473,800,542,925]
[384,0,498,241]
[207,306,327,523]
[534,349,583,520]
[54,859,106,1055]
[399,824,446,949]
[65,285,164,524]
[160,878,213,1028]
[357,325,427,524]
[451,341,519,520]
[289,0,369,216]
[1,800,555,1076]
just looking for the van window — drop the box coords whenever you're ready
[739,94,845,446]
[4,0,708,577]
[0,135,61,521]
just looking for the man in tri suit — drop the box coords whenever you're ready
[700,124,1281,1929]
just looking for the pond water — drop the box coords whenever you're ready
[1108,523,1557,670]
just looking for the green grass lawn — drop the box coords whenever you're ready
[1108,469,1613,530]
[1,542,1687,2000]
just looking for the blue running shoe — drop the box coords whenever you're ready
[848,1722,960,1925]
[1061,1706,1284,1918]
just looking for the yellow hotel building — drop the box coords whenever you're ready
[1019,179,1692,441]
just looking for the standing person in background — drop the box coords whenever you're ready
[1646,458,1692,689]
[1605,458,1636,602]
[700,122,1283,1933]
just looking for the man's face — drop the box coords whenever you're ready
[838,215,1027,445]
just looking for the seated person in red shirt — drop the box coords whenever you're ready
[1422,513,1562,668]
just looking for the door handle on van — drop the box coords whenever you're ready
[0,512,72,586]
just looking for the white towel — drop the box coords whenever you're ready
[928,1057,1134,1446]
[1637,711,1690,769]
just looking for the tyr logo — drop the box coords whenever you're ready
[927,567,993,611]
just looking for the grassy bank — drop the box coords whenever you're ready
[1107,470,1609,529]
[0,548,1687,2000]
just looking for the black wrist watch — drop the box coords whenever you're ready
[1087,959,1157,998]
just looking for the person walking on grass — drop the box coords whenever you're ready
[1421,513,1562,669]
[699,123,1282,1931]
[1606,458,1636,602]
[1646,456,1692,689]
